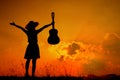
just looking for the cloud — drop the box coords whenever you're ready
[48,35,120,76]
[67,42,80,56]
[102,33,120,57]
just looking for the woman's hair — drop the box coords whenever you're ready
[25,21,39,29]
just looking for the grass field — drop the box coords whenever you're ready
[0,74,120,80]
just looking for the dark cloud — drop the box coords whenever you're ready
[67,42,80,56]
[58,55,64,61]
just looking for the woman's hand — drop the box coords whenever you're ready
[10,22,16,26]
[51,20,54,25]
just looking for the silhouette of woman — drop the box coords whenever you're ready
[10,21,53,77]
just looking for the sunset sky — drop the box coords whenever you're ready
[0,0,120,76]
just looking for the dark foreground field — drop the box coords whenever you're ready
[0,74,120,80]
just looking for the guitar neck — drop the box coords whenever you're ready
[51,12,55,29]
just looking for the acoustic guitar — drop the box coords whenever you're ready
[48,12,60,44]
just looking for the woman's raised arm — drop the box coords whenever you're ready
[36,22,53,33]
[10,22,27,33]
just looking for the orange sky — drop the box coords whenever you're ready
[0,0,120,76]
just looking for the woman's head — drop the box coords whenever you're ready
[25,21,39,30]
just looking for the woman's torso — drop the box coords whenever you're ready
[27,30,38,44]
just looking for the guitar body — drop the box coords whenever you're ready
[48,12,60,45]
[48,29,60,44]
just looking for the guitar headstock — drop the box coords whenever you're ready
[51,12,55,19]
